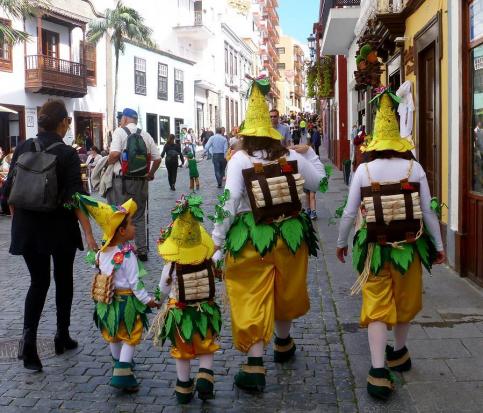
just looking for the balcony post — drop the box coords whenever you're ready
[37,15,43,56]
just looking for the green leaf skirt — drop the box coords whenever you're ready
[225,211,319,257]
[93,293,151,339]
[158,301,222,346]
[352,226,438,276]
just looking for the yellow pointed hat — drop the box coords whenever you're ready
[239,78,283,141]
[158,210,214,265]
[361,92,414,153]
[77,195,137,251]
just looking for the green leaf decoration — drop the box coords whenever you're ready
[163,311,174,339]
[370,244,382,274]
[390,244,414,274]
[249,221,277,256]
[188,195,203,207]
[280,219,304,254]
[181,312,193,341]
[196,312,208,339]
[319,177,329,193]
[135,281,145,290]
[210,309,221,334]
[86,250,96,266]
[208,191,231,223]
[255,78,270,95]
[133,298,147,314]
[360,44,372,58]
[123,296,136,336]
[352,239,368,274]
[106,304,117,337]
[190,206,204,221]
[226,216,249,254]
[430,197,440,213]
[137,260,147,278]
[201,302,215,315]
[324,164,333,178]
[96,302,108,321]
[415,237,429,269]
[172,308,183,324]
[154,287,161,302]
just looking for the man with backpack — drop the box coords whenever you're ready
[106,108,161,261]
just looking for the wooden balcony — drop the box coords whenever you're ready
[25,55,87,98]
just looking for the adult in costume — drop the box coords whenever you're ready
[212,77,328,391]
[336,89,445,400]
[154,195,221,403]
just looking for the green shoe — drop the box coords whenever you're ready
[196,368,214,401]
[367,367,395,401]
[234,358,266,392]
[111,357,136,369]
[386,345,411,372]
[110,361,139,393]
[273,336,296,363]
[175,378,194,404]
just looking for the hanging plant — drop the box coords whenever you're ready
[319,56,334,98]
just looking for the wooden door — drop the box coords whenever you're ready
[41,29,59,58]
[418,44,439,198]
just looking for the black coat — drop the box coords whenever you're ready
[161,143,184,164]
[4,132,84,255]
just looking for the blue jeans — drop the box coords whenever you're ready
[212,153,226,187]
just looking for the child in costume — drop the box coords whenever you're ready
[77,195,159,393]
[152,194,222,404]
[211,77,328,392]
[186,152,200,191]
[336,89,445,400]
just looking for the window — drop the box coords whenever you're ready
[174,69,184,102]
[225,97,230,131]
[209,104,213,127]
[277,63,286,70]
[277,47,285,54]
[235,101,238,128]
[224,45,229,74]
[134,57,146,95]
[159,116,170,143]
[174,118,184,139]
[158,63,168,100]
[471,43,483,193]
[80,41,96,85]
[229,50,233,76]
[0,18,13,71]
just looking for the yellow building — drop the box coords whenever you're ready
[275,34,305,114]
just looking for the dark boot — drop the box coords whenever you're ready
[386,345,412,372]
[234,357,266,392]
[20,328,42,371]
[273,335,296,363]
[54,329,78,355]
[111,361,139,393]
[175,378,194,404]
[196,368,214,401]
[367,367,395,401]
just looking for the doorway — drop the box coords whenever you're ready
[415,12,441,200]
[146,113,158,143]
[0,104,25,153]
[159,116,170,144]
[73,111,103,151]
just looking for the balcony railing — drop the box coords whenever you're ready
[320,0,361,29]
[194,10,203,25]
[25,55,87,98]
[377,0,408,14]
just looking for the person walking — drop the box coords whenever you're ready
[3,99,97,371]
[204,127,228,188]
[106,108,161,262]
[269,109,292,147]
[336,90,445,401]
[311,125,321,156]
[161,134,184,191]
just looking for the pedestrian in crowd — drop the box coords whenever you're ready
[292,126,301,145]
[225,136,240,161]
[186,152,200,192]
[84,127,93,151]
[187,128,196,155]
[154,194,222,403]
[311,125,321,156]
[86,145,102,168]
[202,127,214,159]
[211,78,327,392]
[3,99,97,371]
[161,134,184,191]
[204,127,228,188]
[336,90,445,401]
[106,108,161,262]
[269,109,292,147]
[77,195,158,393]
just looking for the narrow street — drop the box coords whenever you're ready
[0,155,481,412]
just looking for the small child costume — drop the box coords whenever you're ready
[76,194,153,392]
[187,153,200,191]
[337,90,443,400]
[153,194,221,403]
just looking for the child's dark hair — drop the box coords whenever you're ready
[116,215,129,232]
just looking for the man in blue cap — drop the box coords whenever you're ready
[106,108,161,261]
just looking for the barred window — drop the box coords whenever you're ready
[134,57,146,95]
[0,18,13,71]
[158,63,168,100]
[174,68,184,102]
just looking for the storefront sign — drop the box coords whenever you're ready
[470,0,483,43]
[404,46,415,76]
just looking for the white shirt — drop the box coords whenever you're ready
[158,264,176,300]
[110,123,161,175]
[98,245,151,304]
[396,81,415,138]
[337,158,443,251]
[86,153,102,168]
[211,149,326,246]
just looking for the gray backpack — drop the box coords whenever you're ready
[8,139,63,212]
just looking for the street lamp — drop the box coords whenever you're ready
[307,34,316,61]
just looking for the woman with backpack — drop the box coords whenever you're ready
[161,134,184,191]
[3,99,98,371]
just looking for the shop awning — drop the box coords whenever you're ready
[0,105,17,114]
[320,6,361,56]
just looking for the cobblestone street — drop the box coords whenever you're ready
[1,154,483,412]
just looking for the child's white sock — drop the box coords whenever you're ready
[110,342,122,360]
[119,343,135,363]
[368,321,387,368]
[199,354,214,370]
[394,323,410,351]
[247,340,264,357]
[275,320,292,339]
[176,359,191,381]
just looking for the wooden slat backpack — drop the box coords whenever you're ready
[361,159,423,244]
[169,260,215,304]
[242,155,305,224]
[91,252,115,304]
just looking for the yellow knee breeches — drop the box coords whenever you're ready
[225,238,310,352]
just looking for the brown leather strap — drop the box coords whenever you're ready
[258,177,273,208]
[372,192,384,224]
[403,191,414,221]
[175,263,186,302]
[284,173,298,203]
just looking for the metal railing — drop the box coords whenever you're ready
[25,54,86,76]
[376,0,408,13]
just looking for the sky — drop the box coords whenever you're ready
[277,0,319,48]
